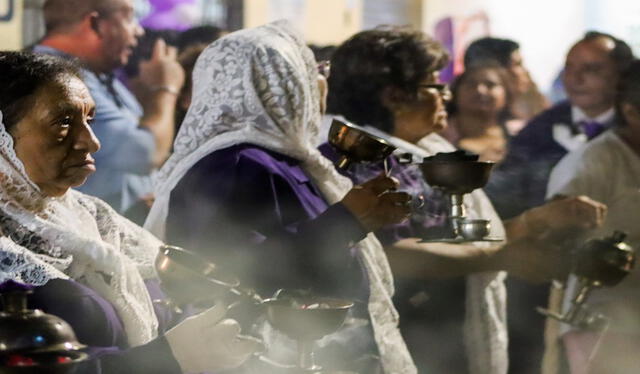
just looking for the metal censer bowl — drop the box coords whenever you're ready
[328,119,396,170]
[537,231,636,330]
[420,159,495,241]
[419,160,495,195]
[0,282,88,374]
[155,245,241,306]
[263,296,353,371]
[455,219,491,241]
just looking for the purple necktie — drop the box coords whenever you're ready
[579,120,606,139]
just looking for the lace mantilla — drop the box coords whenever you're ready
[145,20,416,373]
[0,110,160,347]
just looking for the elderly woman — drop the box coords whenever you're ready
[0,52,258,373]
[145,21,416,373]
[324,27,607,374]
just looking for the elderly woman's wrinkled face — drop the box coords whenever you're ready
[388,71,450,143]
[10,75,100,197]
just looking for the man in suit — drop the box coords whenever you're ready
[486,31,633,219]
[483,31,633,374]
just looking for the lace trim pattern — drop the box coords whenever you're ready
[146,21,417,373]
[0,111,159,347]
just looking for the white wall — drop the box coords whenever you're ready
[0,0,23,50]
[244,0,362,45]
[362,0,422,30]
[423,0,586,93]
[486,0,586,93]
[421,0,640,94]
[585,0,640,56]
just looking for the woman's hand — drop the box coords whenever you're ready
[522,195,607,237]
[165,303,262,373]
[498,196,607,282]
[341,174,412,232]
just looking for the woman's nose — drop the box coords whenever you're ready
[73,123,101,153]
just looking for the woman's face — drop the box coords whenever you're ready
[10,75,101,197]
[507,50,532,94]
[455,68,507,116]
[390,71,450,143]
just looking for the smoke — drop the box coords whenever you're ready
[245,312,378,373]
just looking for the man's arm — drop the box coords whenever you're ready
[133,39,185,167]
[386,196,606,283]
[385,239,502,279]
[385,237,567,283]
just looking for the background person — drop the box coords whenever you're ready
[324,26,607,374]
[145,21,418,374]
[486,31,634,219]
[463,36,549,122]
[545,59,640,374]
[481,30,633,374]
[442,61,515,163]
[34,0,185,220]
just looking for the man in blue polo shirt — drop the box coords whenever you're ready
[34,0,184,217]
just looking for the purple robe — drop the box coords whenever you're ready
[319,142,469,373]
[166,144,369,299]
[165,144,382,372]
[318,143,451,244]
[27,279,182,374]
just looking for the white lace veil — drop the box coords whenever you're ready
[145,20,416,373]
[0,110,161,347]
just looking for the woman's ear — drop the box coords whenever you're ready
[381,86,410,114]
[317,74,328,115]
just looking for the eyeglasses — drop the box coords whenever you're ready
[418,83,450,93]
[317,60,331,79]
[418,83,452,101]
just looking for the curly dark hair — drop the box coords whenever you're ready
[0,52,82,132]
[177,25,225,53]
[615,59,640,127]
[327,26,449,133]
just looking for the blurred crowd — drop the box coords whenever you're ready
[0,0,639,373]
